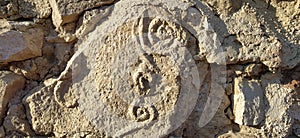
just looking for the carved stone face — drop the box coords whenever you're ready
[72,7,200,137]
[51,0,224,137]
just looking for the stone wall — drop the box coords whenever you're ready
[0,0,299,137]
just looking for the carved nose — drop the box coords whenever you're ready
[139,76,150,91]
[134,72,151,96]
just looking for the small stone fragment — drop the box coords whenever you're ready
[0,0,51,19]
[225,107,234,120]
[244,64,264,77]
[233,77,264,126]
[225,83,233,95]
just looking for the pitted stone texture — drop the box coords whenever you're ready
[0,0,18,19]
[0,71,25,124]
[203,0,300,70]
[0,28,44,63]
[23,83,97,136]
[233,77,264,126]
[261,73,295,137]
[225,71,297,137]
[225,5,282,69]
[193,0,300,70]
[76,7,112,38]
[49,0,115,27]
[18,0,52,18]
[0,0,51,19]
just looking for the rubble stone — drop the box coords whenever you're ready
[233,77,264,126]
[49,0,115,27]
[0,28,44,63]
[0,71,25,123]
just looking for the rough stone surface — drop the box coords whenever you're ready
[75,7,111,38]
[233,77,264,126]
[261,73,295,137]
[0,71,25,123]
[224,5,282,69]
[0,0,51,19]
[18,0,52,19]
[0,0,299,137]
[23,83,98,136]
[0,0,19,19]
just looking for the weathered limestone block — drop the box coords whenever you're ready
[225,5,282,69]
[56,0,227,137]
[0,28,44,63]
[49,0,115,27]
[0,71,25,123]
[233,77,264,126]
